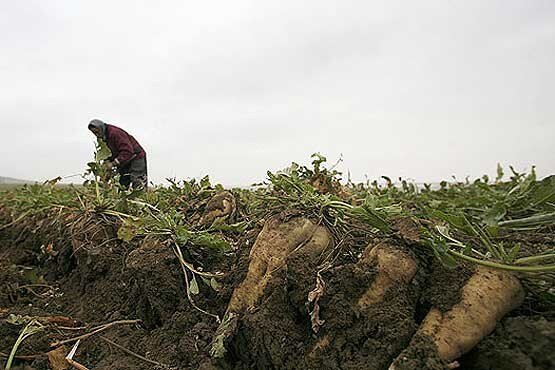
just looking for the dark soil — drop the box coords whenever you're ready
[218,241,462,370]
[389,333,447,370]
[421,260,474,313]
[307,254,419,370]
[0,215,243,370]
[460,316,555,370]
[1,215,553,370]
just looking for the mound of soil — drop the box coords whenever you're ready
[0,214,240,370]
[1,213,553,370]
[461,316,555,370]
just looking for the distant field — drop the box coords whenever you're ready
[0,184,25,190]
[0,184,85,193]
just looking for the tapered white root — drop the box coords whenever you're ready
[389,266,524,369]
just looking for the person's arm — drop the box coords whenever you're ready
[111,131,135,166]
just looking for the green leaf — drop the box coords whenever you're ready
[462,242,473,256]
[200,175,211,189]
[538,290,555,304]
[210,219,249,233]
[426,232,459,269]
[486,225,499,237]
[436,251,458,269]
[349,205,390,233]
[499,212,555,228]
[430,239,458,269]
[483,204,507,226]
[508,243,521,263]
[528,175,555,206]
[496,163,504,182]
[429,210,471,233]
[190,232,232,252]
[95,139,111,161]
[175,226,191,245]
[311,153,327,173]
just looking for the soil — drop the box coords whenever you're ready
[0,214,553,370]
[420,260,474,313]
[460,316,555,370]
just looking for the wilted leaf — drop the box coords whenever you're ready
[201,276,222,292]
[5,319,45,369]
[45,316,77,327]
[47,346,70,370]
[6,314,33,326]
[22,268,40,285]
[210,313,238,358]
[189,275,199,295]
[307,274,326,333]
[210,277,222,292]
[117,219,143,242]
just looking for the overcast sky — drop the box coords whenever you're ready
[1,1,554,186]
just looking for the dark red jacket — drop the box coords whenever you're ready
[105,124,146,167]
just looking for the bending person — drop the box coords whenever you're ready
[88,119,148,189]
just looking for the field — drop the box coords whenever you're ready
[0,185,25,191]
[0,154,554,370]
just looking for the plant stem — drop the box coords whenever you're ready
[51,319,141,347]
[448,250,555,272]
[99,336,171,368]
[515,254,555,265]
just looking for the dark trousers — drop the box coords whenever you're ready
[119,156,148,189]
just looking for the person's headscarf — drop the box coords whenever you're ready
[88,119,107,139]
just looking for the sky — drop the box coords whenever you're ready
[1,0,554,186]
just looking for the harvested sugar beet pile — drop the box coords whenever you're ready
[0,154,554,370]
